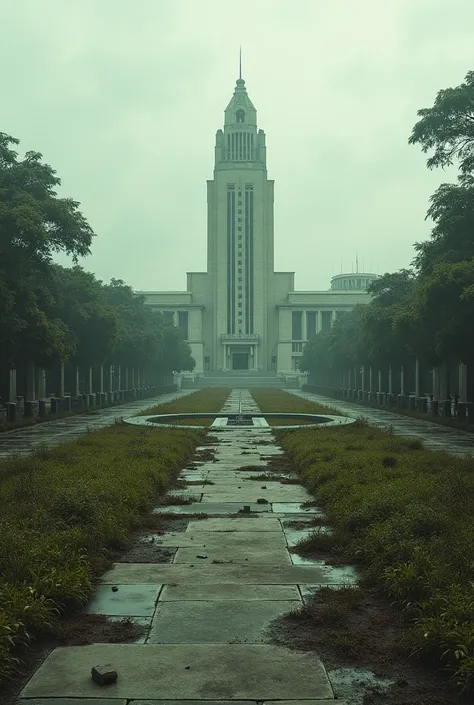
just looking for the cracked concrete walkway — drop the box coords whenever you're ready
[18,389,348,704]
[0,390,194,460]
[290,389,474,457]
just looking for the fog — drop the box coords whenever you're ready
[1,0,471,290]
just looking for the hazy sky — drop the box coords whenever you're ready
[2,0,472,291]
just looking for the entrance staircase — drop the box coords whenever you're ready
[181,370,301,389]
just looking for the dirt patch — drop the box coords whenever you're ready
[268,587,470,705]
[119,538,177,564]
[194,448,215,462]
[244,473,299,483]
[143,514,208,531]
[155,494,194,506]
[58,613,147,645]
[0,614,146,705]
[283,517,327,529]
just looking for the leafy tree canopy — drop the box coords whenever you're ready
[409,70,474,179]
[0,133,95,367]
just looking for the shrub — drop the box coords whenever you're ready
[0,407,204,683]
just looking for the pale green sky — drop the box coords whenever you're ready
[1,0,471,290]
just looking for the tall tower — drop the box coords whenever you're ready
[206,71,275,371]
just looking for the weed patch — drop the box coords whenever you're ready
[256,389,474,695]
[0,421,203,684]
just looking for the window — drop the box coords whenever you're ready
[306,311,316,339]
[178,311,189,339]
[292,311,303,340]
[236,108,245,123]
[321,311,332,332]
[238,294,242,299]
[238,285,242,290]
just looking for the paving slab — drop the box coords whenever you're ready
[159,531,285,548]
[0,390,194,460]
[100,563,337,585]
[148,600,298,643]
[128,702,252,705]
[173,544,291,564]
[17,700,128,705]
[201,491,310,502]
[153,502,271,514]
[159,584,301,601]
[186,518,283,532]
[83,584,161,617]
[263,701,342,705]
[272,503,324,514]
[20,643,334,700]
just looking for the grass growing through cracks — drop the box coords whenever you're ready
[0,414,210,683]
[254,388,474,695]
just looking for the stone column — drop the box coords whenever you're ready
[359,366,366,401]
[377,368,384,406]
[386,364,394,407]
[457,362,468,419]
[398,364,409,409]
[116,365,122,401]
[431,366,440,415]
[24,361,39,418]
[438,363,450,416]
[6,367,17,422]
[95,364,104,404]
[368,366,373,402]
[35,367,46,399]
[57,363,65,398]
[8,367,17,401]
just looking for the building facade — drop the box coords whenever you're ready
[140,75,377,377]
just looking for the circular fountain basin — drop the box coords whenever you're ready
[123,412,356,430]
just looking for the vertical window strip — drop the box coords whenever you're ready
[245,189,249,334]
[249,188,254,333]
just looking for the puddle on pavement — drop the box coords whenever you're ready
[328,667,394,704]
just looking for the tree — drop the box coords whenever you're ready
[395,260,474,366]
[413,177,474,276]
[0,133,95,368]
[409,70,474,179]
[361,271,417,367]
[48,266,118,366]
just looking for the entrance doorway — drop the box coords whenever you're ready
[232,352,249,370]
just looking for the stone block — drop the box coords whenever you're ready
[439,399,451,417]
[91,663,118,685]
[24,400,39,418]
[416,397,428,413]
[38,399,47,416]
[6,402,16,422]
[408,395,416,410]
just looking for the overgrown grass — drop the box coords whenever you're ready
[249,387,340,425]
[0,421,204,683]
[256,389,474,695]
[139,388,230,425]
